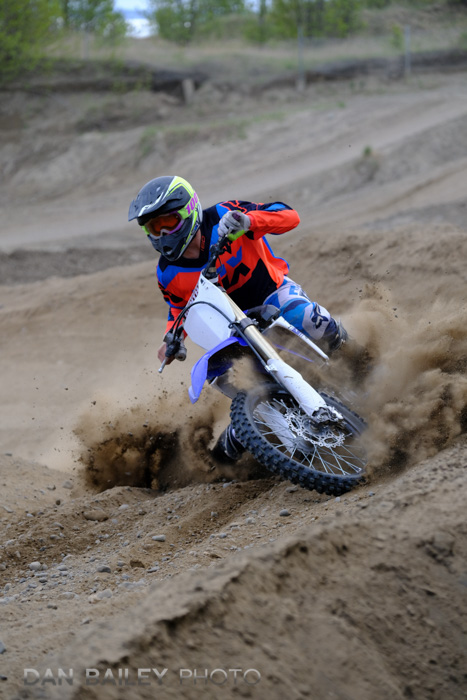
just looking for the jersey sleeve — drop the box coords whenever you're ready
[156,280,186,335]
[220,200,300,240]
[156,263,194,336]
[248,207,300,238]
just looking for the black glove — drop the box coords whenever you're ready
[165,331,187,362]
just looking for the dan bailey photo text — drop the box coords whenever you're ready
[24,667,262,687]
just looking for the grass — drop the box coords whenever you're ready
[139,125,159,159]
[137,109,289,161]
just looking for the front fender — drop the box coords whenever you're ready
[188,337,247,404]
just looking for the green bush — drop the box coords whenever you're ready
[363,0,391,8]
[324,0,363,37]
[149,0,247,44]
[390,23,403,49]
[65,0,127,37]
[149,0,365,43]
[269,0,363,40]
[0,0,61,83]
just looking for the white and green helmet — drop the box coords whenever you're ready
[128,175,202,261]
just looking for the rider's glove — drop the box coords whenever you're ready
[164,331,187,362]
[218,210,251,241]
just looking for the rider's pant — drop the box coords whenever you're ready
[263,276,337,341]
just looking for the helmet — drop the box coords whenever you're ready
[128,175,202,261]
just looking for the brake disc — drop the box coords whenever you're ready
[255,400,346,451]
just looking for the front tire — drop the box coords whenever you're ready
[230,384,367,495]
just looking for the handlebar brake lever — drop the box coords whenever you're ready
[159,335,186,373]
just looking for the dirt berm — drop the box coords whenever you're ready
[15,443,467,700]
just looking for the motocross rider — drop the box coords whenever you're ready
[128,175,349,462]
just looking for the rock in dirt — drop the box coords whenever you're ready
[83,509,108,522]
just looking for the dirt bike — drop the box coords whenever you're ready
[159,235,367,496]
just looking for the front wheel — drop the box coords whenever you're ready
[230,384,367,495]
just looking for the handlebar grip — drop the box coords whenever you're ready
[165,338,187,362]
[227,229,246,242]
[174,343,187,361]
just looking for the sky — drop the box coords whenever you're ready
[115,0,152,37]
[115,0,149,14]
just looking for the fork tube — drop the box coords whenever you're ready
[225,296,282,362]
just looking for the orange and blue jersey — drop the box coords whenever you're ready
[156,200,300,335]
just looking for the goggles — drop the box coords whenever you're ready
[143,211,183,238]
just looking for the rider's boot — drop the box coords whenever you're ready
[325,318,373,383]
[324,318,349,355]
[211,424,246,463]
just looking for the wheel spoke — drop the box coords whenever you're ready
[323,447,364,475]
[252,396,366,478]
[315,447,330,474]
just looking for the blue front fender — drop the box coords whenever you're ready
[188,337,247,404]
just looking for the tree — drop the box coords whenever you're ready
[66,0,127,37]
[324,0,361,37]
[148,0,246,43]
[242,0,270,43]
[0,0,61,82]
[271,0,361,39]
[149,0,197,43]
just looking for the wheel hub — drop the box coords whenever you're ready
[254,400,346,451]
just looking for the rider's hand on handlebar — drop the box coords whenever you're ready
[218,210,250,241]
[157,342,173,365]
[158,332,187,366]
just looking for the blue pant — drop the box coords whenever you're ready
[263,277,337,342]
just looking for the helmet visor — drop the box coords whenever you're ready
[143,211,183,238]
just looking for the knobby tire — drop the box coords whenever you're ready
[230,384,367,496]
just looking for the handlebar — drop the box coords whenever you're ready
[158,230,240,373]
[204,234,232,280]
[158,333,187,373]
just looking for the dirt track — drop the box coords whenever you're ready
[0,67,466,699]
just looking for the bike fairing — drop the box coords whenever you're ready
[188,336,248,403]
[157,200,306,331]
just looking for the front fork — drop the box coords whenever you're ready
[224,296,329,418]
